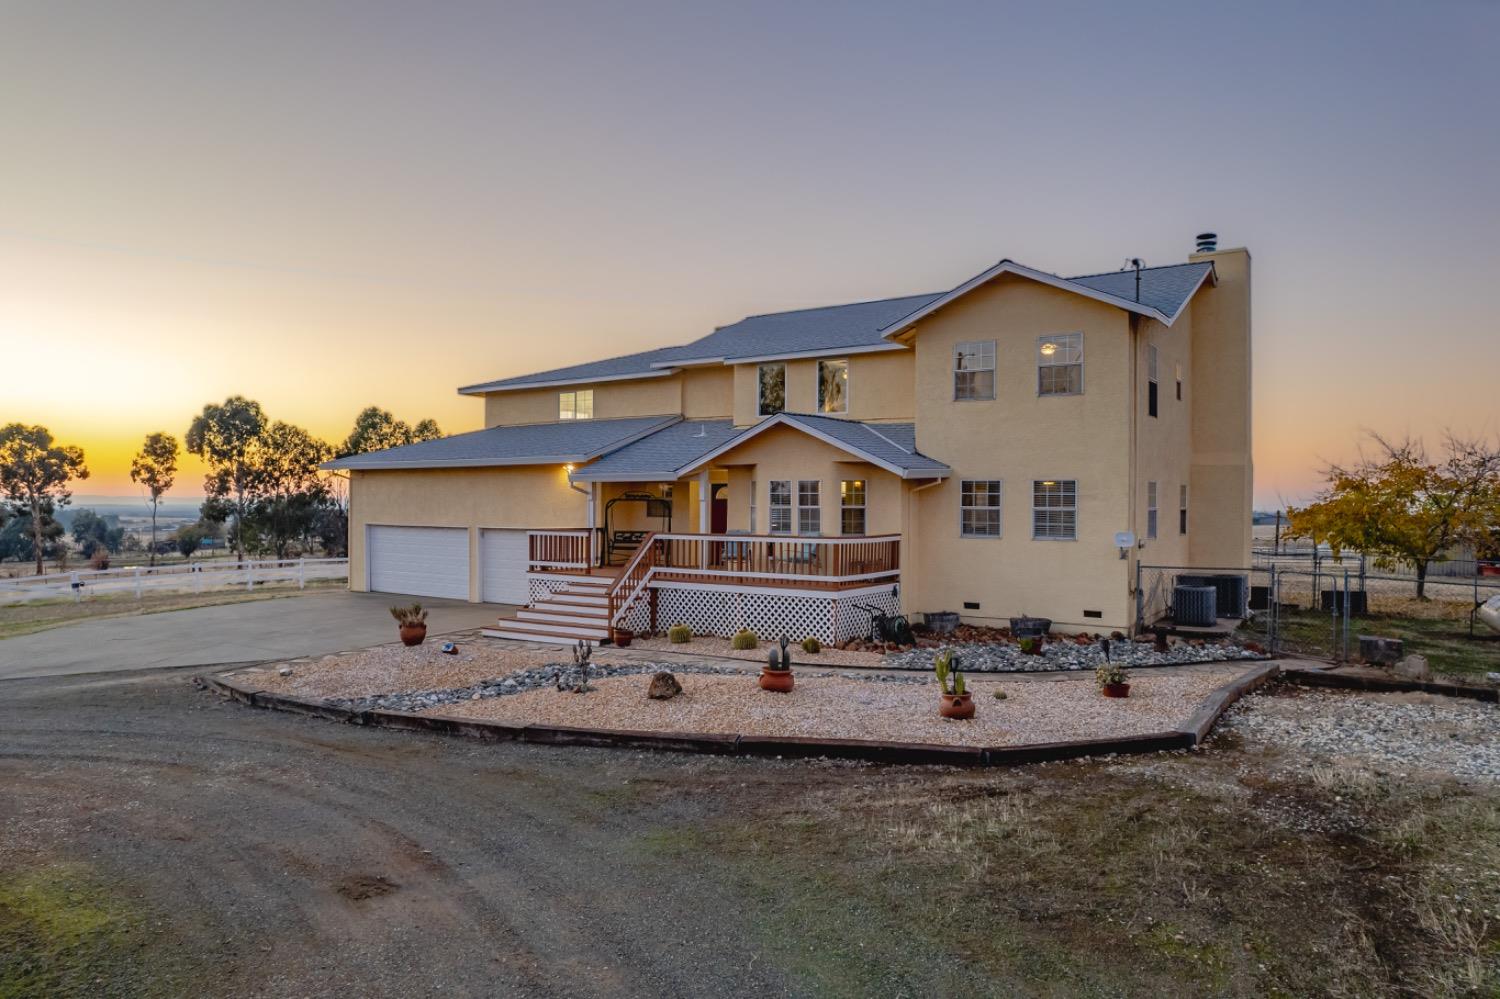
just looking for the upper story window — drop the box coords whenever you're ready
[840,479,866,535]
[1175,361,1183,402]
[559,389,593,420]
[1038,333,1083,396]
[960,480,1002,538]
[1032,479,1077,540]
[797,480,821,535]
[1146,480,1158,539]
[818,359,848,413]
[758,363,785,416]
[749,478,758,532]
[1147,345,1159,418]
[953,341,996,401]
[1179,483,1188,535]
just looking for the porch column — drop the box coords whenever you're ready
[697,469,710,569]
[586,482,597,569]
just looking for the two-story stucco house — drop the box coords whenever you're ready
[327,236,1251,645]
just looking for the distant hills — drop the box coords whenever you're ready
[60,495,206,520]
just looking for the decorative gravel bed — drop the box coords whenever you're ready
[420,667,1252,748]
[631,634,884,667]
[884,639,1264,673]
[1221,688,1500,782]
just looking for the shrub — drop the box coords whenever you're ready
[667,624,693,644]
[730,629,758,650]
[801,636,821,654]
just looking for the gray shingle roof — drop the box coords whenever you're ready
[771,414,950,476]
[571,420,740,481]
[1063,262,1213,321]
[324,415,679,470]
[459,258,1214,394]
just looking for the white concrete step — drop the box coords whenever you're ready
[484,622,609,644]
[488,618,610,639]
[518,608,610,628]
[549,591,608,607]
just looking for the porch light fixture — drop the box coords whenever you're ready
[563,463,575,475]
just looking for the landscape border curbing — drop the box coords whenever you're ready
[195,661,1282,767]
[1282,665,1498,703]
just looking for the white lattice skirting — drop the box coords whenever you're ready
[527,575,580,603]
[647,582,902,645]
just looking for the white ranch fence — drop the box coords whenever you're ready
[0,558,349,605]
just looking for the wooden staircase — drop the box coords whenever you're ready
[483,578,612,644]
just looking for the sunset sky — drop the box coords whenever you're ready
[3,2,1497,509]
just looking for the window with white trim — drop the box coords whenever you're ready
[1146,480,1158,539]
[749,479,758,532]
[840,479,866,535]
[1147,345,1159,418]
[558,389,594,420]
[1032,480,1077,540]
[1038,333,1083,396]
[769,480,791,533]
[818,359,848,414]
[758,363,785,416]
[953,340,996,401]
[797,480,821,535]
[1179,483,1188,535]
[960,480,1002,538]
[1175,361,1183,402]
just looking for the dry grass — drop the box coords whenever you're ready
[0,580,344,639]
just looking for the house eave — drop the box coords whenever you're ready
[457,368,679,396]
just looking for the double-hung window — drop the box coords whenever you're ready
[797,480,821,535]
[1146,481,1158,539]
[960,480,1002,538]
[953,341,996,401]
[1147,345,1159,418]
[768,481,792,533]
[818,359,848,413]
[1038,333,1083,396]
[758,363,786,416]
[1179,484,1189,535]
[749,479,758,532]
[558,389,594,420]
[840,479,866,535]
[1032,480,1077,540]
[1175,361,1183,402]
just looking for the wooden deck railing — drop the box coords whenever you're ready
[526,530,593,573]
[607,531,658,627]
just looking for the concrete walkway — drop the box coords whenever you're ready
[0,591,508,680]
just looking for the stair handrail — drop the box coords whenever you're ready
[606,531,658,628]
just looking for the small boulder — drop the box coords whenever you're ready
[647,671,683,700]
[1394,654,1431,682]
[278,666,293,677]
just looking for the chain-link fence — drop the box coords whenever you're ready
[1135,564,1278,652]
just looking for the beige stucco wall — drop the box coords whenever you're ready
[1132,310,1193,574]
[1186,248,1253,568]
[482,376,683,427]
[681,366,735,419]
[348,465,586,601]
[900,273,1136,631]
[730,349,915,425]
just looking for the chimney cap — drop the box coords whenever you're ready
[1194,232,1218,253]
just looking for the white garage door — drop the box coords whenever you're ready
[367,526,469,600]
[480,529,529,604]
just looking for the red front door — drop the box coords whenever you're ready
[711,484,728,534]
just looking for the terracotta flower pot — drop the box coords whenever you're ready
[612,628,634,647]
[759,667,794,693]
[939,692,975,719]
[1101,682,1131,698]
[399,623,427,647]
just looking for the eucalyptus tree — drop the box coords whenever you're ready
[130,431,179,565]
[0,424,89,575]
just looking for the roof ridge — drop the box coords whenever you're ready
[1064,261,1209,281]
[737,291,942,322]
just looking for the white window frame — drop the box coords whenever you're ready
[1032,479,1077,541]
[758,363,786,416]
[1146,480,1158,539]
[1175,360,1183,402]
[768,480,792,534]
[960,480,1002,538]
[797,480,821,535]
[1179,483,1188,535]
[953,340,996,401]
[818,358,849,414]
[1037,333,1084,397]
[839,479,866,535]
[1147,345,1159,418]
[558,388,594,420]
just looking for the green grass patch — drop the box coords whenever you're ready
[1276,607,1500,678]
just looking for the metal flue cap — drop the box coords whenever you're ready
[1194,232,1218,253]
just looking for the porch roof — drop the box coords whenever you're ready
[670,413,950,480]
[323,415,679,470]
[567,419,740,481]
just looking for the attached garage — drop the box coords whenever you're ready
[479,529,529,604]
[367,526,469,600]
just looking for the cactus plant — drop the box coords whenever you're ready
[801,636,821,654]
[730,629,758,650]
[667,624,693,644]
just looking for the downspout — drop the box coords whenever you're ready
[905,476,946,619]
[1126,315,1140,632]
[565,467,596,568]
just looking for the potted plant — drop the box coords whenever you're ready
[1096,662,1130,698]
[611,626,634,648]
[760,636,794,692]
[390,604,428,647]
[1018,635,1044,655]
[934,649,974,719]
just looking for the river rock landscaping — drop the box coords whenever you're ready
[884,635,1265,672]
